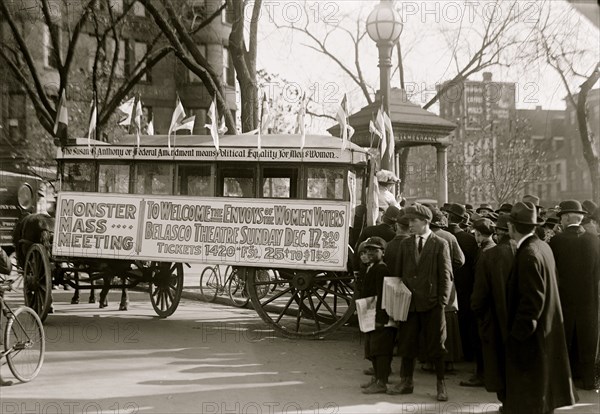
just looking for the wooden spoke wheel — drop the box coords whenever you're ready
[247,268,355,338]
[149,262,184,318]
[23,244,52,322]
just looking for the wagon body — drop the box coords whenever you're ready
[23,134,372,337]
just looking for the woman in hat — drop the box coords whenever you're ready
[376,170,402,213]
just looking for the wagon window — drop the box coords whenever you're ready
[262,167,298,199]
[134,163,173,195]
[178,164,214,196]
[221,167,255,198]
[62,162,95,192]
[306,167,345,200]
[98,164,129,193]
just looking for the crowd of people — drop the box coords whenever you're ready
[353,183,599,414]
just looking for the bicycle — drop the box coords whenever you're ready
[199,266,274,308]
[0,277,45,383]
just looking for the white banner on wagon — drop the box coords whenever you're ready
[52,192,350,271]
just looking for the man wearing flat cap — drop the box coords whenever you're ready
[387,204,453,401]
[471,213,516,409]
[505,202,576,414]
[549,200,600,390]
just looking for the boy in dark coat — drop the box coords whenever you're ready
[506,202,577,414]
[549,200,600,390]
[359,237,396,394]
[471,214,516,408]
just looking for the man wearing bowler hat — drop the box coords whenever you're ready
[505,202,576,414]
[471,214,516,409]
[387,204,453,401]
[549,200,600,390]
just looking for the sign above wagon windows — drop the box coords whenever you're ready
[52,192,350,272]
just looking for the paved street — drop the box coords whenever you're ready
[1,275,599,414]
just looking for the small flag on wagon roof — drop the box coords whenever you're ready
[173,115,196,133]
[147,117,154,135]
[296,92,307,150]
[257,91,271,150]
[118,96,135,126]
[53,89,68,143]
[168,95,186,152]
[87,96,97,149]
[134,96,143,148]
[204,95,219,151]
[336,94,354,151]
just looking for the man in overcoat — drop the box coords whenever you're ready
[549,200,600,390]
[505,202,577,414]
[446,203,479,361]
[387,204,453,401]
[471,214,516,408]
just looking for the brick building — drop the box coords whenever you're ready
[0,0,236,169]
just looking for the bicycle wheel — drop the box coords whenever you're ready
[4,306,45,382]
[255,269,273,300]
[199,266,219,302]
[227,269,249,307]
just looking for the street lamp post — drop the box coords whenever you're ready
[366,0,403,172]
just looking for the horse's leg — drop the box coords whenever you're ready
[89,276,95,303]
[99,274,109,308]
[119,276,129,311]
[70,271,80,304]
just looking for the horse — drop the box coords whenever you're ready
[12,212,129,310]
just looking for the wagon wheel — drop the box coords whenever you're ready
[247,268,355,338]
[23,244,52,322]
[149,262,184,318]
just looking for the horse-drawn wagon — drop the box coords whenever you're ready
[19,133,372,337]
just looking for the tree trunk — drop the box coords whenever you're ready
[576,66,600,201]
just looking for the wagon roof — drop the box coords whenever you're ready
[70,134,368,153]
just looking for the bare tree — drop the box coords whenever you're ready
[269,0,534,193]
[0,0,175,150]
[529,2,600,199]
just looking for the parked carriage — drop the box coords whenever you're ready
[20,134,372,337]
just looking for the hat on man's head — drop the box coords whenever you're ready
[397,210,410,226]
[376,169,400,184]
[382,205,401,222]
[441,203,452,212]
[364,236,387,250]
[403,203,433,222]
[582,200,598,215]
[522,194,541,208]
[446,203,469,221]
[556,200,587,216]
[473,218,495,235]
[428,206,448,228]
[509,202,544,225]
[483,212,499,222]
[495,213,510,231]
[476,203,494,213]
[495,203,513,214]
[543,216,560,228]
[465,203,474,211]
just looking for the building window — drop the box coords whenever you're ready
[556,163,561,175]
[189,44,207,82]
[222,0,234,24]
[223,47,235,87]
[134,41,150,81]
[107,38,128,78]
[43,24,60,69]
